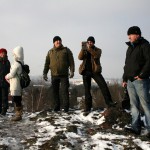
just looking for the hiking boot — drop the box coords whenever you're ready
[11,106,23,121]
[11,115,22,121]
[124,126,141,135]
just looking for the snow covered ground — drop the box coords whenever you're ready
[0,109,150,150]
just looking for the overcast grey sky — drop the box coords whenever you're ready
[0,0,150,79]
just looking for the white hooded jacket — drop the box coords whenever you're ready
[6,46,24,96]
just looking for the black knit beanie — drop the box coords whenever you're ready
[87,36,95,44]
[127,26,141,36]
[53,36,62,43]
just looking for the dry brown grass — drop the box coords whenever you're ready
[22,78,124,112]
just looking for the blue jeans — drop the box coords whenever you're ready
[127,79,150,132]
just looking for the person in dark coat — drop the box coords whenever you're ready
[123,26,150,137]
[0,48,10,115]
[43,36,75,112]
[78,36,116,114]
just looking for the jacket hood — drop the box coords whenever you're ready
[126,37,149,46]
[13,46,24,62]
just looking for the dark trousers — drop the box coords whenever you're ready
[51,76,69,110]
[12,96,22,107]
[83,73,113,110]
[0,87,9,112]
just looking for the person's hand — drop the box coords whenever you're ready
[43,74,48,81]
[69,72,74,78]
[134,76,142,80]
[5,76,10,83]
[122,82,127,87]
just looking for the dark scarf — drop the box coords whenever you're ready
[0,56,8,64]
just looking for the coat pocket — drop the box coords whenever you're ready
[79,62,85,75]
[92,59,102,73]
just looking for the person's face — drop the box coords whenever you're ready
[87,41,94,48]
[128,34,140,43]
[0,52,6,58]
[54,40,62,48]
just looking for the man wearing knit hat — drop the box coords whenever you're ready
[123,26,150,137]
[78,36,116,114]
[0,48,10,115]
[43,36,75,112]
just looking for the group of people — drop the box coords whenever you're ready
[1,26,150,137]
[0,46,24,121]
[43,26,150,137]
[43,36,116,114]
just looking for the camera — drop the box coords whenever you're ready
[82,41,87,50]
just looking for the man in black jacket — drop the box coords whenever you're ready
[0,48,10,115]
[123,26,150,137]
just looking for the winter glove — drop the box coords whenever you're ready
[69,72,74,78]
[43,74,48,81]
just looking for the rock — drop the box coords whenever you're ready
[100,107,131,129]
[66,125,77,133]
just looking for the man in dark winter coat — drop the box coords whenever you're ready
[123,26,150,137]
[0,48,10,115]
[78,36,116,114]
[43,36,75,112]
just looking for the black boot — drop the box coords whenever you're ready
[63,101,69,113]
[53,105,60,112]
[124,126,141,135]
[64,107,69,112]
[1,107,7,116]
[83,100,92,116]
[84,98,92,111]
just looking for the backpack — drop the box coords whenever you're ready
[17,61,31,89]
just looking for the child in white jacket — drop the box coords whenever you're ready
[6,46,24,121]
